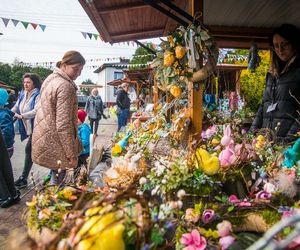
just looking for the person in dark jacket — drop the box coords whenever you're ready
[85,88,106,135]
[251,24,300,143]
[0,88,15,158]
[0,128,20,208]
[116,82,131,131]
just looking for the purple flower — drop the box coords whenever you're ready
[201,209,216,224]
[256,190,272,200]
[142,244,150,250]
[241,129,247,134]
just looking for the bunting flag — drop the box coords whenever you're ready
[21,21,29,29]
[0,17,47,31]
[31,23,38,29]
[1,17,9,27]
[11,19,19,27]
[39,24,46,31]
[81,31,87,39]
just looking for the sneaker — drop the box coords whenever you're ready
[1,191,21,208]
[14,178,27,189]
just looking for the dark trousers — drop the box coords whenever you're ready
[0,131,17,199]
[117,109,130,131]
[20,135,33,180]
[89,118,100,134]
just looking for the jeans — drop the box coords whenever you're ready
[20,136,33,180]
[117,109,130,131]
[89,118,100,134]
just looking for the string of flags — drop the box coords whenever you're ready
[14,57,149,70]
[1,17,46,31]
[218,52,248,64]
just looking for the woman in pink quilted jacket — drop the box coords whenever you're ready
[32,51,85,184]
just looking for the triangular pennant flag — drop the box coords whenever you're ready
[1,18,10,27]
[11,19,19,27]
[93,34,98,40]
[39,24,46,31]
[31,23,38,29]
[21,21,29,29]
[87,33,93,39]
[81,31,87,39]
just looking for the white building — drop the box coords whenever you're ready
[93,59,129,106]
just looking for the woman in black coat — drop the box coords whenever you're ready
[251,24,300,142]
[0,128,20,208]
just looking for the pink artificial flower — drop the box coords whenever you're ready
[237,199,252,207]
[201,209,216,224]
[256,190,272,200]
[228,195,239,203]
[219,235,235,250]
[217,220,232,237]
[180,229,207,250]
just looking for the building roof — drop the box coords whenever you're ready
[79,0,300,49]
[93,58,130,73]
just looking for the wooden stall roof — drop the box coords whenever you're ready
[79,0,300,49]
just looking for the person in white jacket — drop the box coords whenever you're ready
[11,73,41,189]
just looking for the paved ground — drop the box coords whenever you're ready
[0,115,117,250]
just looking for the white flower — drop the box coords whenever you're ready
[57,160,62,165]
[161,179,167,184]
[177,200,183,209]
[139,177,147,185]
[155,164,165,176]
[151,186,159,196]
[177,189,186,199]
[263,183,276,193]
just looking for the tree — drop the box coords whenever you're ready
[0,63,52,91]
[240,50,270,112]
[0,63,12,85]
[80,79,95,96]
[129,46,156,70]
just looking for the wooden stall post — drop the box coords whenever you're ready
[153,79,159,115]
[189,0,203,135]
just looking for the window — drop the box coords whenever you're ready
[114,72,123,80]
[113,72,123,96]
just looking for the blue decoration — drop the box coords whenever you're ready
[282,138,300,168]
[117,132,132,150]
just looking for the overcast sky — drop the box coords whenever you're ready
[0,0,140,83]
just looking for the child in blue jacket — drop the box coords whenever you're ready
[77,109,91,168]
[0,89,15,158]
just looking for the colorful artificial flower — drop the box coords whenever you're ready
[219,235,235,250]
[180,229,207,250]
[255,190,272,200]
[185,208,200,223]
[201,209,216,224]
[263,182,276,193]
[216,220,232,237]
[112,143,122,155]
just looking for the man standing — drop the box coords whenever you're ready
[116,83,130,131]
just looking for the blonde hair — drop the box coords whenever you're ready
[121,82,129,88]
[56,50,86,68]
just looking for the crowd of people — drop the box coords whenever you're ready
[0,23,299,209]
[0,51,98,208]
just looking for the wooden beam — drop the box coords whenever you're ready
[78,0,112,42]
[110,27,165,41]
[98,2,151,14]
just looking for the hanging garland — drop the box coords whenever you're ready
[151,24,219,97]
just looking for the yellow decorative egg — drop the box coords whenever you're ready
[170,85,182,98]
[163,51,175,67]
[175,45,186,59]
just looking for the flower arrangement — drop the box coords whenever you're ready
[152,24,218,97]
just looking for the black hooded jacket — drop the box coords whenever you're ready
[116,88,130,110]
[251,57,300,142]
